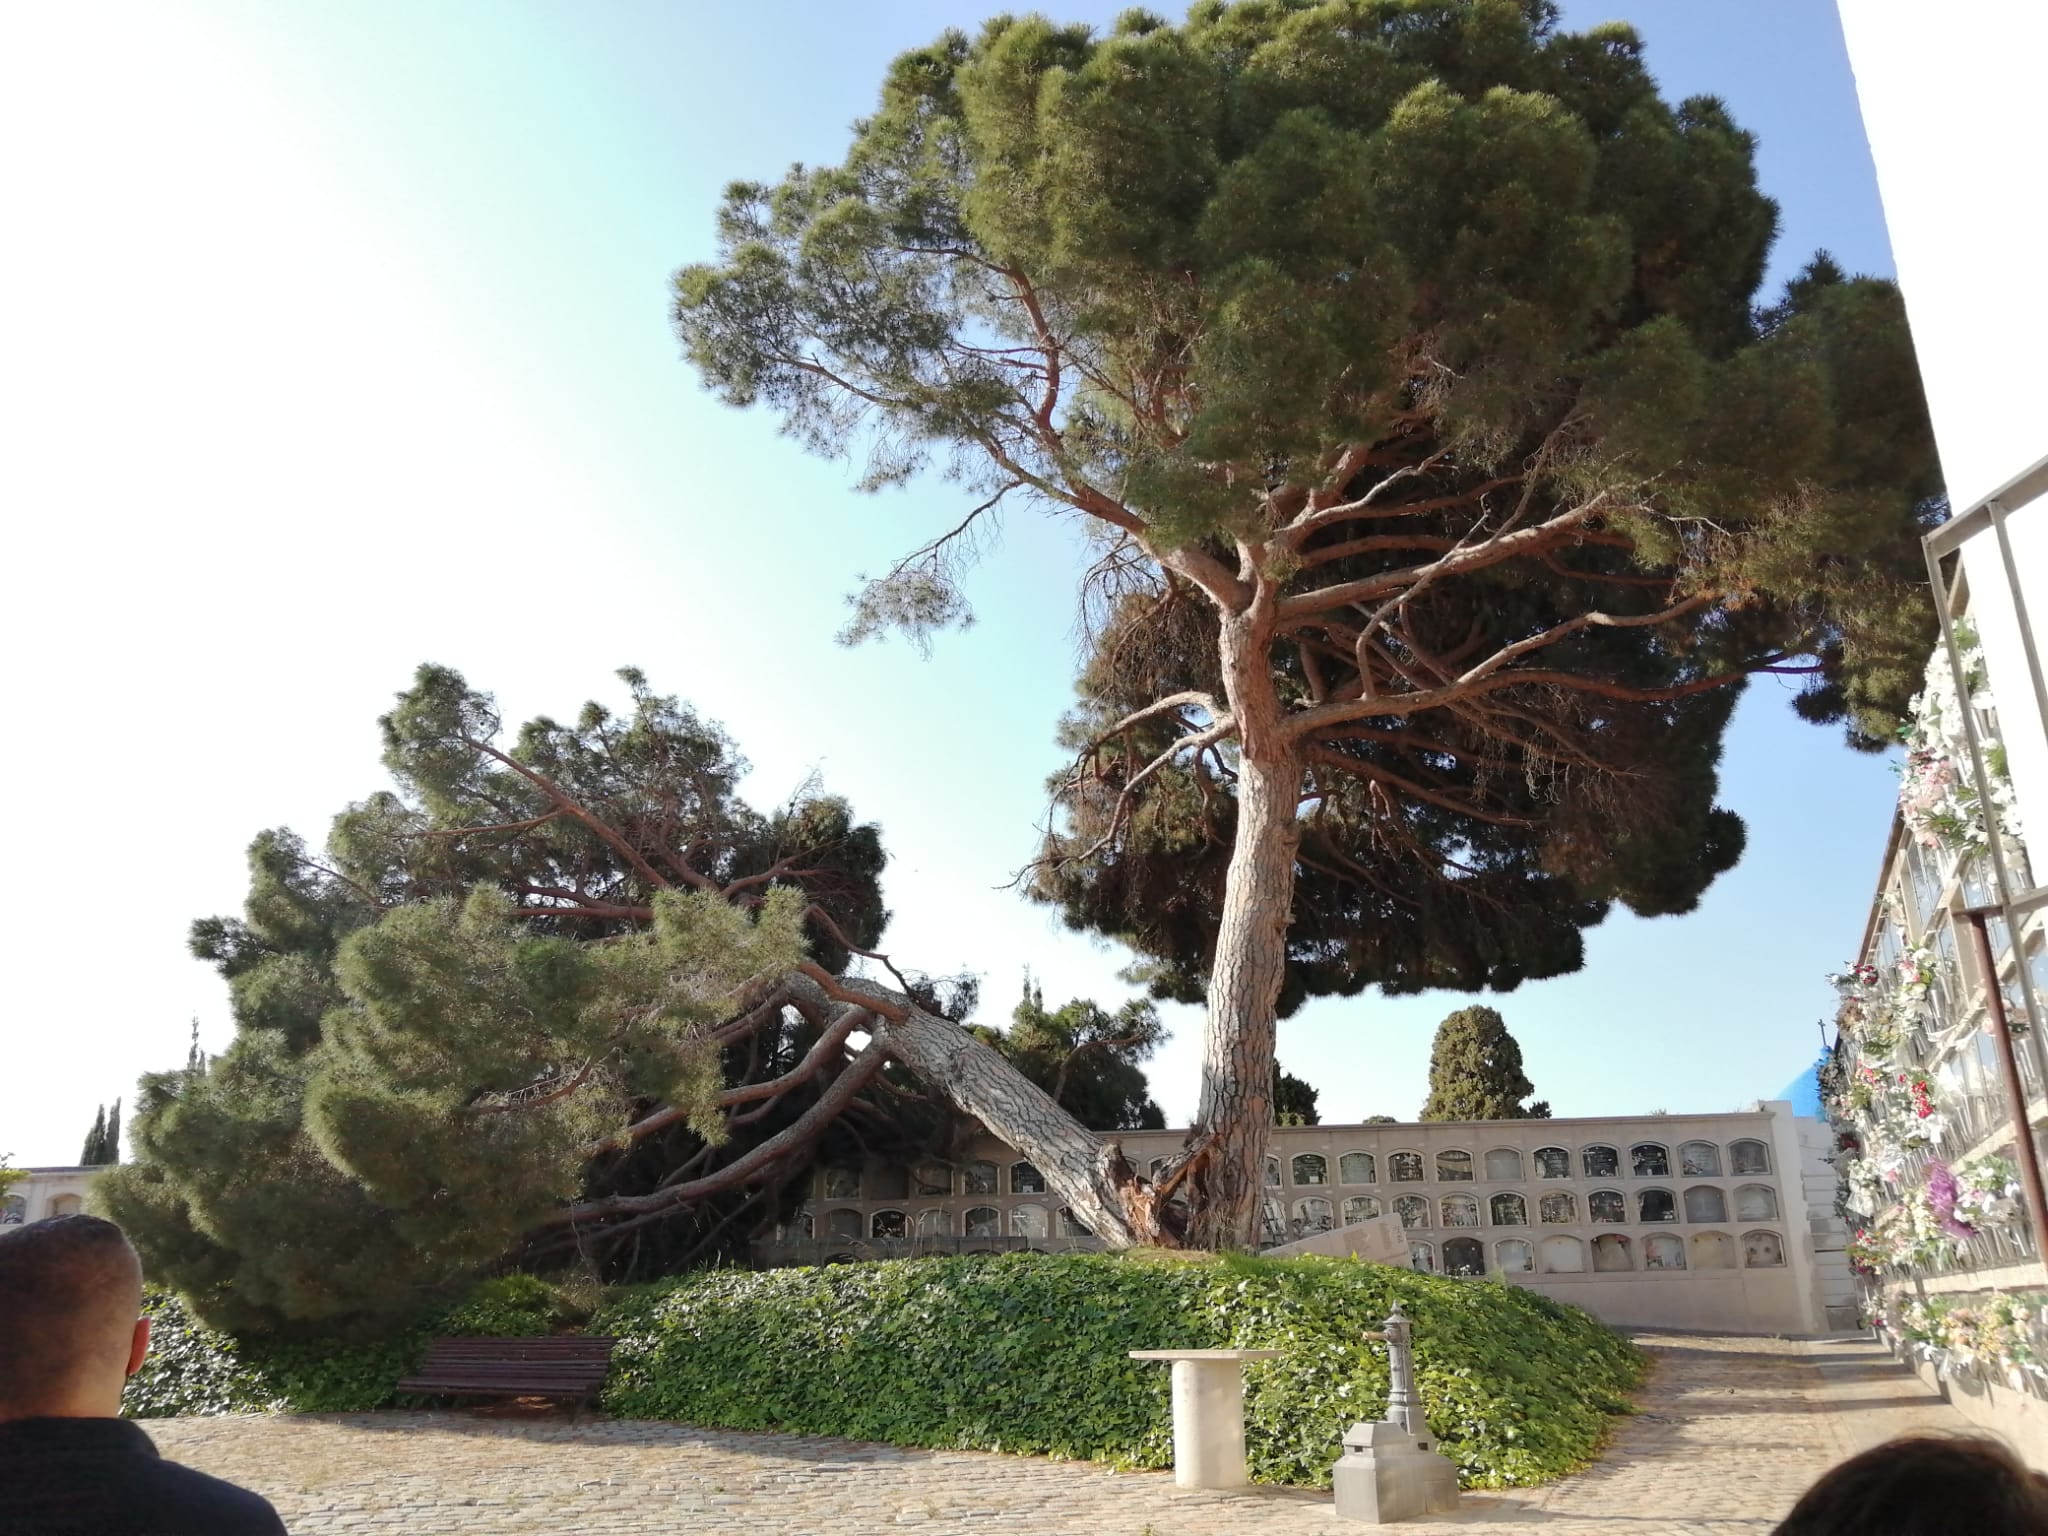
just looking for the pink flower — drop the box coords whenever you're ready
[1927,1161,1977,1240]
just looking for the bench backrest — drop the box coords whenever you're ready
[420,1337,617,1366]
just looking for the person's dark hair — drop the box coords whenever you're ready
[0,1214,145,1411]
[1775,1434,2048,1535]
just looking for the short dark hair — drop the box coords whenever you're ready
[1774,1434,2048,1535]
[0,1214,145,1411]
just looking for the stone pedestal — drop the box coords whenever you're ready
[1332,1420,1461,1524]
[1128,1348,1284,1489]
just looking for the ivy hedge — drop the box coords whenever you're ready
[125,1253,1641,1488]
[593,1251,1643,1488]
[123,1275,569,1418]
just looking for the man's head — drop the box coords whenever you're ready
[0,1214,150,1420]
[1774,1434,2048,1535]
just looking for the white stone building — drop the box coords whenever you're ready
[1837,0,2048,840]
[1,1165,107,1226]
[763,1101,1855,1336]
[1825,0,2048,1459]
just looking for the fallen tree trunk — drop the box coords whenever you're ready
[792,970,1175,1248]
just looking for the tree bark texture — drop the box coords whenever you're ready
[1187,617,1302,1249]
[801,974,1156,1247]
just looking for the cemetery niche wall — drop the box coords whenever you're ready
[1821,596,2048,1459]
[759,1101,1848,1336]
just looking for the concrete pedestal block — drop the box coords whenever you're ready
[1332,1420,1460,1524]
[1128,1349,1284,1489]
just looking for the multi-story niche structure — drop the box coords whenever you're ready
[1829,0,2048,1461]
[762,1103,1851,1335]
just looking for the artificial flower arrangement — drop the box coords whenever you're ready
[1843,1157,1891,1220]
[1826,946,1947,1067]
[1950,1156,2025,1234]
[1851,1188,1955,1273]
[1898,621,2026,858]
[1877,1285,2048,1392]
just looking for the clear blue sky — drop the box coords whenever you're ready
[0,0,1900,1163]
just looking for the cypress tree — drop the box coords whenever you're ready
[1420,1006,1549,1121]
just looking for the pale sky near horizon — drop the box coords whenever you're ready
[0,1,1903,1166]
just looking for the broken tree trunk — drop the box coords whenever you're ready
[791,971,1173,1248]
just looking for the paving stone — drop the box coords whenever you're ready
[143,1333,1965,1535]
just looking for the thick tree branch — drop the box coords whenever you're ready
[1286,591,1723,737]
[548,1037,888,1227]
[583,1005,872,1159]
[1276,501,1607,622]
[459,733,686,894]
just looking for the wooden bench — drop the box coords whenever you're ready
[395,1336,617,1415]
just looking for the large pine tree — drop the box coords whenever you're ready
[672,1,1940,1244]
[99,667,899,1329]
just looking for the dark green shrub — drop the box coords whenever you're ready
[122,1289,282,1418]
[124,1274,569,1418]
[594,1251,1642,1488]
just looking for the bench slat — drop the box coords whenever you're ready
[394,1336,618,1405]
[399,1368,611,1380]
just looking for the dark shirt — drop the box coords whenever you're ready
[0,1416,287,1535]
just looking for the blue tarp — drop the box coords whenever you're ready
[1778,1062,1823,1118]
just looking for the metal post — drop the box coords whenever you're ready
[1920,537,2048,1084]
[1362,1302,1422,1439]
[1961,908,2048,1274]
[1987,501,2048,774]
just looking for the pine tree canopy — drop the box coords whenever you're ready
[980,983,1168,1129]
[674,0,1942,1024]
[96,665,895,1331]
[1419,1004,1546,1120]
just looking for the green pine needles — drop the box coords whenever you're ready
[673,2,1945,1237]
[97,664,888,1332]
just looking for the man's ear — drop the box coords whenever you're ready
[126,1315,151,1378]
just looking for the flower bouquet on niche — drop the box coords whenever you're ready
[1952,1157,2024,1234]
[1844,1158,1892,1219]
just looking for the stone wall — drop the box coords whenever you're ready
[769,1102,1841,1336]
[0,1166,106,1227]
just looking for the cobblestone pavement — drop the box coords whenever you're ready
[148,1334,1964,1535]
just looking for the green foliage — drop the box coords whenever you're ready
[596,1251,1641,1488]
[979,983,1166,1130]
[437,1272,584,1336]
[80,1100,123,1165]
[123,1289,285,1418]
[103,664,891,1333]
[1420,1007,1546,1121]
[122,1276,571,1419]
[677,0,1942,1019]
[1273,1061,1321,1125]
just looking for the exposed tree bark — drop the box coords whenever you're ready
[795,970,1160,1246]
[544,1026,890,1227]
[1183,609,1300,1248]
